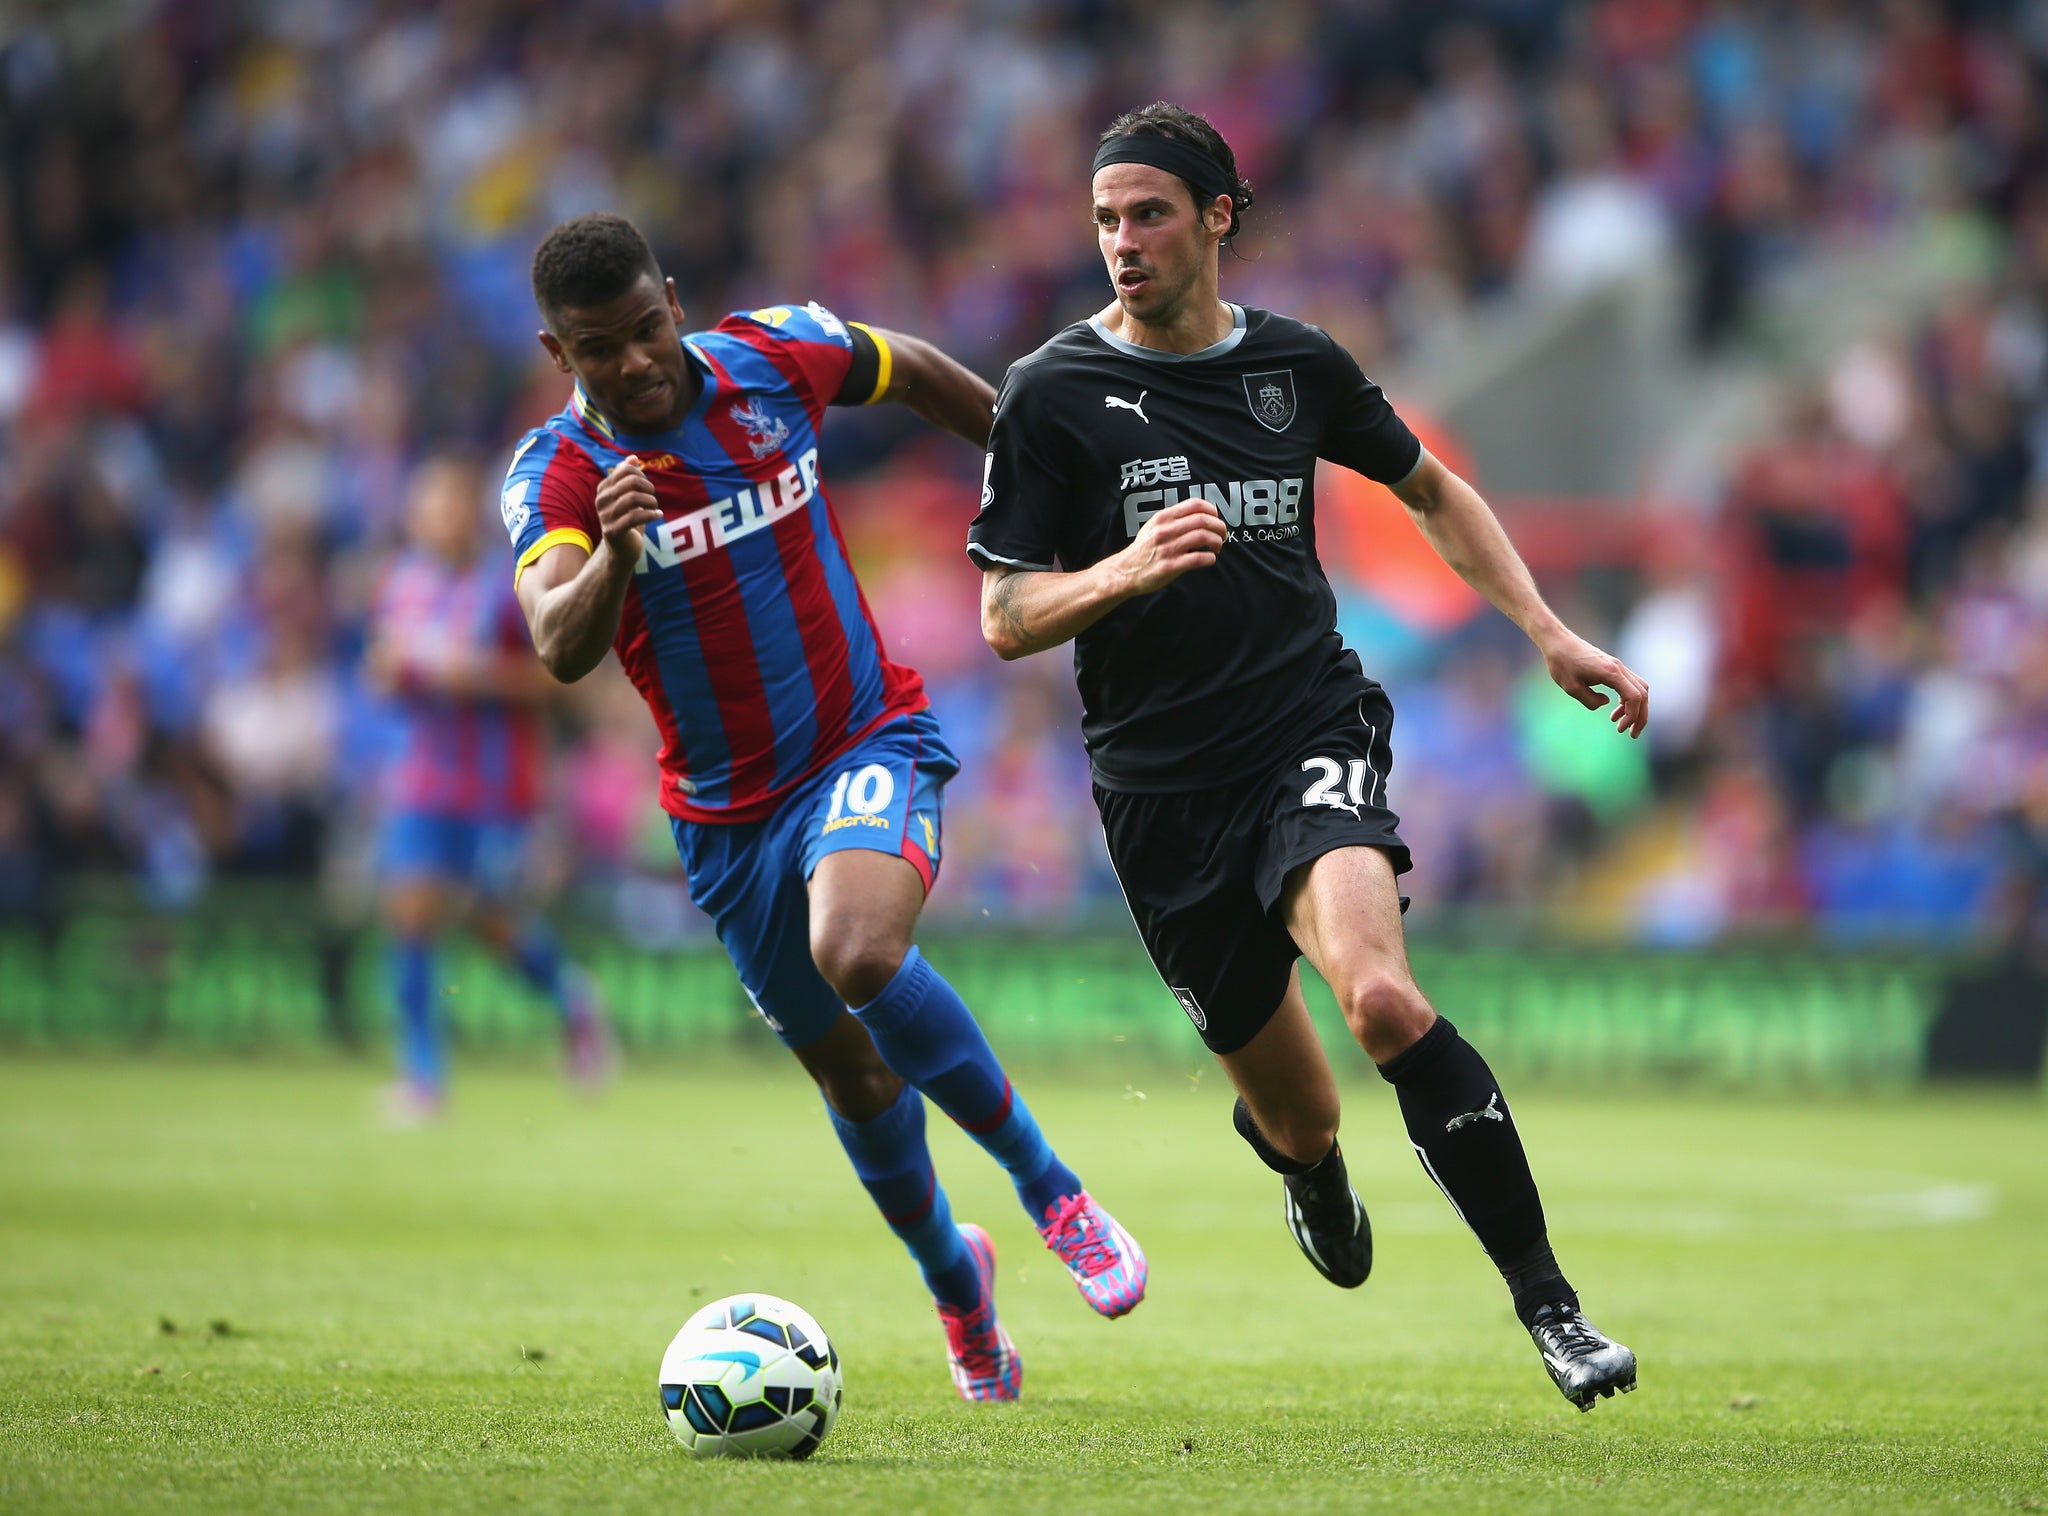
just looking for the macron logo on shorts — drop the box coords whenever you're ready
[1170,987,1207,1032]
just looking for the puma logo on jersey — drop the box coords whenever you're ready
[1104,390,1149,422]
[1445,1093,1503,1132]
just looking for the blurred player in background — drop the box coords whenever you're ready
[504,214,1146,1401]
[972,104,1644,1411]
[368,456,614,1122]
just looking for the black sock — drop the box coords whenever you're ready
[1377,1017,1573,1326]
[1496,1237,1577,1325]
[1232,1095,1335,1178]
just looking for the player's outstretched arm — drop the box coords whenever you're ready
[448,653,563,704]
[367,634,560,702]
[1389,450,1649,738]
[864,326,998,448]
[979,498,1228,660]
[516,457,662,683]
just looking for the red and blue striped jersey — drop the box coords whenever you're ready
[500,302,925,825]
[374,549,543,819]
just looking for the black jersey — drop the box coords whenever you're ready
[968,303,1423,792]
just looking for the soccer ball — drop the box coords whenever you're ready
[658,1294,842,1459]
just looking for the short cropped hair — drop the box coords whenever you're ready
[1099,102,1255,243]
[531,213,662,324]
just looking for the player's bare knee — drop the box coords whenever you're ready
[810,925,909,1009]
[1335,969,1431,1057]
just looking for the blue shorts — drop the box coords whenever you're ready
[378,810,530,899]
[673,709,957,1050]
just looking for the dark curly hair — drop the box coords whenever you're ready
[1099,102,1255,244]
[531,213,662,325]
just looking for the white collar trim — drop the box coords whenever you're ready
[1088,303,1247,362]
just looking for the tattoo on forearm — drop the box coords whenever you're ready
[993,569,1033,644]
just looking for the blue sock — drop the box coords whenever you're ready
[508,921,571,1012]
[390,938,444,1088]
[826,1084,981,1309]
[853,947,1084,1225]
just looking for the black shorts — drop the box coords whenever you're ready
[1095,685,1411,1056]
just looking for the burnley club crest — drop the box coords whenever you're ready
[1242,370,1297,432]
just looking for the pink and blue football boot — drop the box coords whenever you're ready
[1037,1191,1148,1319]
[936,1223,1022,1402]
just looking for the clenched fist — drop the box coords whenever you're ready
[1115,498,1229,597]
[596,456,663,563]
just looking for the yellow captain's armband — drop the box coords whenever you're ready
[514,527,595,588]
[848,321,893,405]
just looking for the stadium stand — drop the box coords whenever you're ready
[0,0,2043,972]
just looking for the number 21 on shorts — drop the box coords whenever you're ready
[1300,754,1380,814]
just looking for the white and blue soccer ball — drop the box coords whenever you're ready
[658,1293,842,1459]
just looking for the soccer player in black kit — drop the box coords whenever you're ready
[968,103,1646,1410]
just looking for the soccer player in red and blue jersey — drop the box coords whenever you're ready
[369,456,613,1121]
[502,214,1145,1400]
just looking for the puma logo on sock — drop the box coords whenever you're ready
[1445,1092,1503,1132]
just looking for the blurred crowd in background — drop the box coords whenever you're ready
[3,0,2048,949]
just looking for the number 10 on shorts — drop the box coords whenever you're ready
[827,763,896,822]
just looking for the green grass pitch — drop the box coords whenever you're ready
[1,1055,2043,1514]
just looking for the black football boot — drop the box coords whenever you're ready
[1233,1096,1372,1288]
